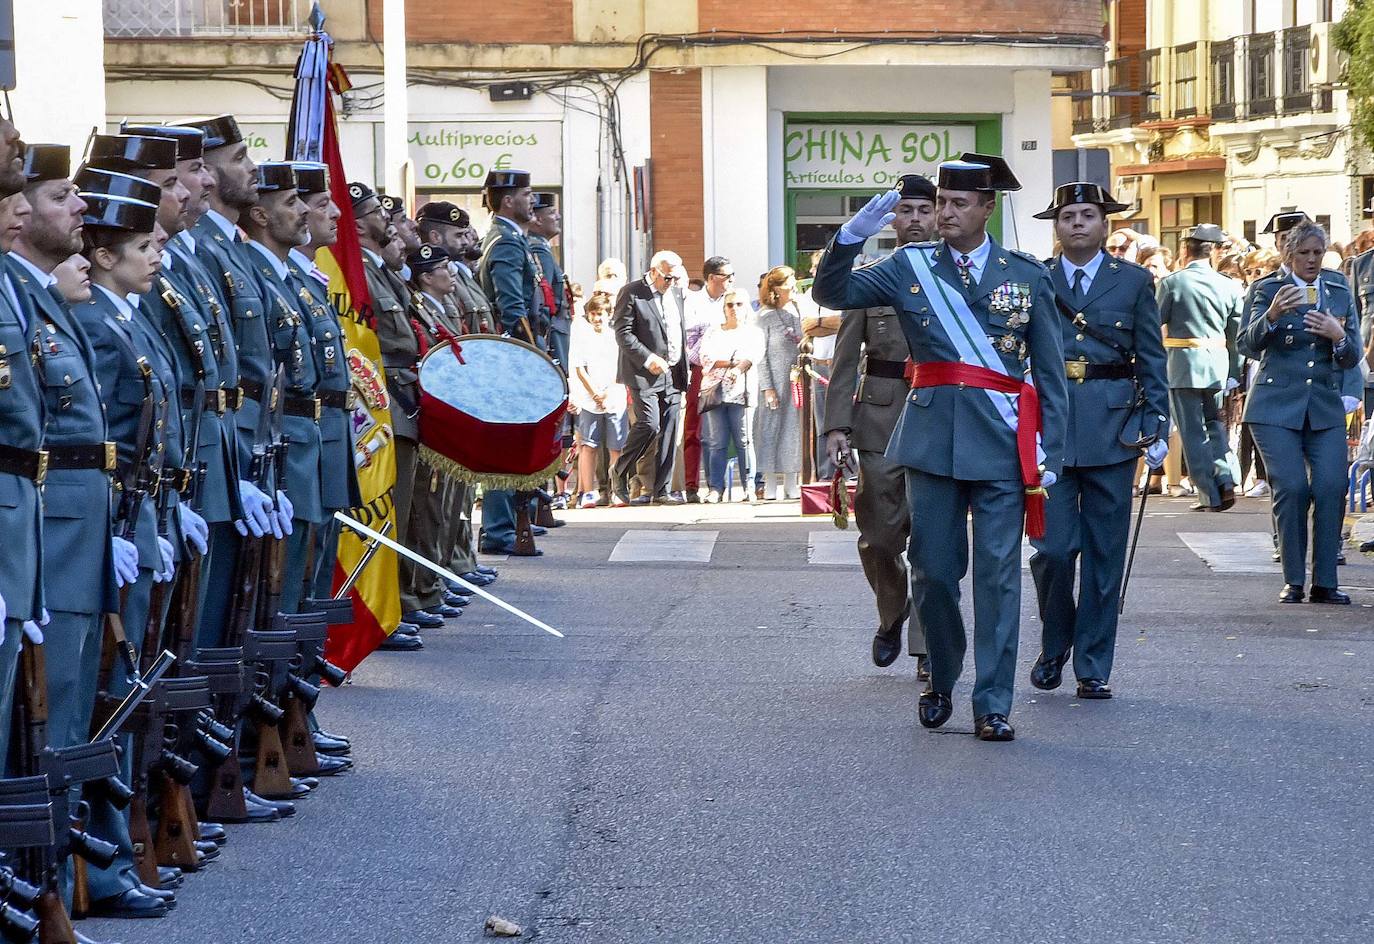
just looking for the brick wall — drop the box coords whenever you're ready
[696,0,1103,36]
[647,69,705,276]
[366,0,574,44]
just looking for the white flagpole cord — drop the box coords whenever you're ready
[333,511,565,639]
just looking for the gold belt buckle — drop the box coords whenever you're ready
[102,441,117,473]
[34,449,48,485]
[313,397,322,421]
[1064,360,1087,382]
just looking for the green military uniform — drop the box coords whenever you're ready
[1239,266,1362,595]
[452,259,494,334]
[1155,230,1244,510]
[529,225,567,370]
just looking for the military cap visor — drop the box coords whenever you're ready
[23,144,71,184]
[291,162,329,195]
[120,124,205,162]
[1032,181,1131,220]
[256,162,298,194]
[173,115,243,151]
[80,194,159,233]
[416,201,468,227]
[88,134,179,174]
[73,166,163,206]
[408,243,451,273]
[532,192,558,212]
[1184,223,1227,244]
[895,174,937,203]
[1261,211,1310,235]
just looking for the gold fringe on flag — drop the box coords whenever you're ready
[418,446,564,491]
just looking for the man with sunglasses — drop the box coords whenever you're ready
[683,256,735,501]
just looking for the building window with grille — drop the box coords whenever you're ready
[1160,193,1223,255]
[1211,40,1236,120]
[1175,43,1199,117]
[1247,33,1277,117]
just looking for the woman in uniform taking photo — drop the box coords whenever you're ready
[1238,219,1362,605]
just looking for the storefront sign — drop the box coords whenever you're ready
[784,122,978,189]
[240,123,287,164]
[405,120,562,188]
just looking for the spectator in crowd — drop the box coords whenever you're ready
[683,256,735,502]
[598,257,627,296]
[1238,247,1281,497]
[1137,244,1174,283]
[697,288,763,502]
[754,265,805,500]
[1217,251,1245,283]
[569,293,629,508]
[802,250,841,481]
[1243,248,1280,283]
[1105,228,1135,261]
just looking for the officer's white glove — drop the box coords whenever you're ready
[111,536,140,588]
[20,621,41,644]
[154,536,176,583]
[837,189,900,246]
[1145,439,1169,470]
[1224,377,1240,393]
[273,490,294,537]
[1040,470,1057,490]
[179,504,209,556]
[1343,395,1361,415]
[0,589,6,628]
[235,480,274,538]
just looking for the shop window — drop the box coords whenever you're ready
[1159,193,1223,255]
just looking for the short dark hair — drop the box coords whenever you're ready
[703,255,731,278]
[1182,238,1211,260]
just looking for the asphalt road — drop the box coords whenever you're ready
[88,495,1374,944]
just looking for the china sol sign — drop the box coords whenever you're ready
[784,122,977,189]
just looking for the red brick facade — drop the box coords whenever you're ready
[367,0,574,45]
[695,0,1101,37]
[647,69,705,276]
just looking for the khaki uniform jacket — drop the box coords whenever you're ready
[364,251,419,440]
[823,305,912,454]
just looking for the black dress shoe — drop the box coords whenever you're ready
[198,822,227,845]
[137,883,175,904]
[1218,484,1236,511]
[157,865,185,886]
[917,688,953,729]
[1310,586,1351,605]
[244,789,295,818]
[460,571,496,585]
[393,621,420,636]
[1278,584,1305,604]
[1337,552,1348,566]
[380,632,424,651]
[443,591,471,607]
[314,752,352,775]
[915,654,930,683]
[402,609,444,629]
[426,603,463,619]
[871,632,900,668]
[475,565,498,577]
[256,778,311,801]
[227,798,279,824]
[1076,678,1113,699]
[685,491,702,504]
[89,888,170,919]
[974,714,1015,741]
[312,731,351,756]
[1030,650,1070,691]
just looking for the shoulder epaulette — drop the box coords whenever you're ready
[1008,248,1048,270]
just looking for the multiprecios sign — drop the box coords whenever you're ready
[784,123,978,188]
[406,121,562,187]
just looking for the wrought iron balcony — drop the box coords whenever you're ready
[104,0,312,38]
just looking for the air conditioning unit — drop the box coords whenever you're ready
[1309,22,1344,87]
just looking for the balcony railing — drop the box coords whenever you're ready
[1140,49,1162,121]
[1210,39,1237,121]
[1246,32,1277,117]
[1107,56,1143,129]
[104,0,312,37]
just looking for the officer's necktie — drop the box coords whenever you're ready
[956,254,973,290]
[1071,268,1086,302]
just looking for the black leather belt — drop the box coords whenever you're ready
[239,378,265,403]
[1065,361,1134,382]
[0,444,48,483]
[284,394,321,420]
[225,386,244,410]
[318,389,352,410]
[181,387,231,414]
[863,357,910,380]
[46,442,116,473]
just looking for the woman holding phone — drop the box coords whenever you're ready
[1238,219,1362,605]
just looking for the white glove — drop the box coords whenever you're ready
[179,504,209,556]
[1224,377,1240,393]
[154,536,176,583]
[1040,470,1057,490]
[111,536,140,588]
[1144,439,1169,470]
[0,589,6,627]
[838,189,900,245]
[1343,395,1361,415]
[273,490,294,537]
[20,621,41,644]
[235,480,274,538]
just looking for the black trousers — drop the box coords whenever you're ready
[615,385,680,497]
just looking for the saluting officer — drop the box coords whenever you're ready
[241,161,324,614]
[285,162,362,601]
[477,169,543,556]
[822,172,935,677]
[528,192,568,370]
[1025,183,1170,700]
[812,154,1068,742]
[1156,223,1244,512]
[1239,219,1362,605]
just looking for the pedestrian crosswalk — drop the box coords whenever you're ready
[608,529,721,563]
[1177,532,1282,575]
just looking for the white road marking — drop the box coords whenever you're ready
[1178,532,1282,575]
[609,529,720,563]
[807,530,861,565]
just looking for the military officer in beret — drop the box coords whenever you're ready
[1156,223,1244,512]
[477,168,544,556]
[1239,219,1362,605]
[823,172,936,677]
[417,200,493,334]
[528,192,568,371]
[813,153,1068,742]
[381,192,420,265]
[1025,183,1170,700]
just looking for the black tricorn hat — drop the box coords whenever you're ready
[256,162,298,195]
[23,144,70,184]
[417,200,468,227]
[174,115,243,151]
[1261,210,1309,235]
[408,243,451,274]
[1033,181,1131,220]
[72,167,163,206]
[482,169,531,209]
[347,181,377,208]
[87,134,178,174]
[1184,223,1227,244]
[938,152,1021,193]
[291,161,329,195]
[532,192,558,212]
[896,174,937,203]
[120,123,205,162]
[80,194,158,233]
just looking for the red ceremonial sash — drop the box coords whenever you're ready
[910,361,1047,539]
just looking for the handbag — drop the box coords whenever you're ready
[698,374,726,414]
